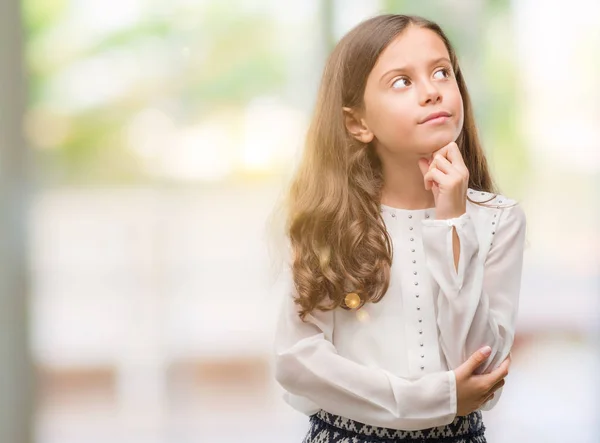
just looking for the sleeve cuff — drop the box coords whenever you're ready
[447,370,458,417]
[422,211,471,228]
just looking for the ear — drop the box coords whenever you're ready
[342,107,374,144]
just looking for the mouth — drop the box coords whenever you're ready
[420,111,451,124]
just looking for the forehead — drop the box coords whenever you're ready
[370,25,450,75]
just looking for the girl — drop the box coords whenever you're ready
[273,14,526,443]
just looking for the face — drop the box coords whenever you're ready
[357,26,464,156]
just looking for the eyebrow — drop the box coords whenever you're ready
[380,57,452,83]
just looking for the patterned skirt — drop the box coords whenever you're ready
[302,409,486,443]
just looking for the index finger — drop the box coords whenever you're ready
[432,142,465,166]
[445,142,469,175]
[431,143,451,161]
[491,355,511,380]
[477,355,510,386]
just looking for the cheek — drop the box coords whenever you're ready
[366,96,412,137]
[374,111,415,146]
[451,90,464,128]
[378,98,414,132]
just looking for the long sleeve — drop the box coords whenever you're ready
[421,203,526,411]
[273,268,458,431]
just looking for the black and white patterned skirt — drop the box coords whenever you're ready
[302,409,486,443]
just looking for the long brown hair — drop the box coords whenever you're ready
[286,14,499,320]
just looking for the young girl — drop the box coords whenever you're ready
[273,14,526,443]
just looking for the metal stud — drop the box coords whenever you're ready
[499,200,502,203]
[411,249,415,252]
[391,213,396,218]
[420,343,424,347]
[408,215,412,219]
[409,226,413,230]
[416,294,419,297]
[492,231,495,235]
[412,260,416,264]
[413,271,417,275]
[414,282,419,286]
[417,307,420,310]
[419,330,423,334]
[420,366,424,370]
[492,222,495,225]
[481,192,485,195]
[410,237,414,241]
[421,354,425,358]
[425,214,430,218]
[418,319,422,322]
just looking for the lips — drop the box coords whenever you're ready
[420,111,451,124]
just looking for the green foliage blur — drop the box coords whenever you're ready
[23,0,286,185]
[23,0,528,195]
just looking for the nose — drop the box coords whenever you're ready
[418,80,442,106]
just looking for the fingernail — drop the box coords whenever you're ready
[481,346,491,356]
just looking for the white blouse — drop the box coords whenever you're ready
[272,188,527,431]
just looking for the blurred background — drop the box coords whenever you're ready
[1,0,599,442]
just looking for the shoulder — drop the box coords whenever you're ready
[466,187,519,208]
[466,187,526,228]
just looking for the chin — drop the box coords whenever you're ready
[423,131,460,151]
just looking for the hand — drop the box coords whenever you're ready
[417,142,469,220]
[453,346,512,417]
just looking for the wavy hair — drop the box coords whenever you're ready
[285,14,500,320]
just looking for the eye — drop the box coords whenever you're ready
[391,77,411,89]
[433,67,451,79]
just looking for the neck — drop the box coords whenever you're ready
[378,148,435,210]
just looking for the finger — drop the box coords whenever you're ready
[500,354,512,373]
[464,346,493,375]
[420,159,436,190]
[486,377,505,396]
[433,142,465,173]
[423,174,434,191]
[431,141,455,160]
[487,357,510,384]
[445,142,469,176]
[418,157,430,178]
[482,392,495,404]
[423,168,451,188]
[430,153,461,176]
[498,354,511,373]
[432,142,450,156]
[443,142,462,163]
[480,379,504,405]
